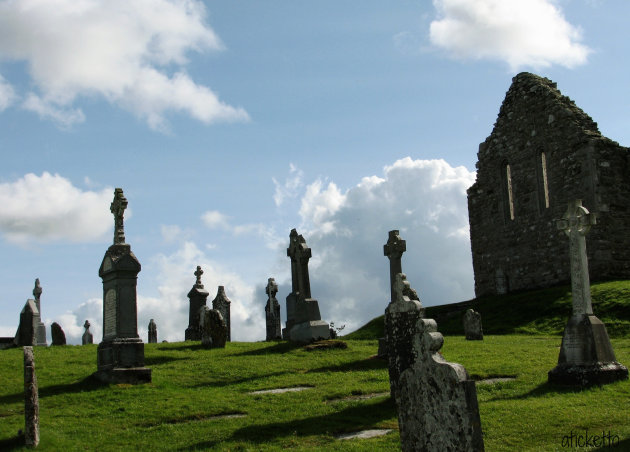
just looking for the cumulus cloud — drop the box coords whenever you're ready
[0,0,248,130]
[273,163,304,207]
[0,74,16,111]
[0,172,113,244]
[294,157,476,333]
[429,0,591,70]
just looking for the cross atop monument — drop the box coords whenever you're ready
[194,265,204,288]
[110,188,128,245]
[556,199,597,316]
[384,230,407,303]
[287,228,312,299]
[266,277,278,299]
[33,278,42,301]
[84,320,90,330]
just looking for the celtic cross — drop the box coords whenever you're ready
[384,230,406,303]
[110,188,128,245]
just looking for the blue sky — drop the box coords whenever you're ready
[1,0,629,344]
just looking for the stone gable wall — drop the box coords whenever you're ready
[468,73,630,296]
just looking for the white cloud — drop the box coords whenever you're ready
[201,210,230,230]
[0,172,113,244]
[429,0,591,70]
[273,163,304,207]
[0,74,16,111]
[0,0,248,130]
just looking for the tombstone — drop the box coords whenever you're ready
[23,346,39,448]
[32,279,47,346]
[548,200,628,387]
[51,322,66,345]
[283,229,330,342]
[384,273,424,406]
[265,278,282,341]
[82,320,94,345]
[185,265,209,341]
[148,319,157,344]
[15,300,38,347]
[94,188,151,384]
[200,308,227,349]
[463,309,483,340]
[397,309,485,452]
[212,286,231,342]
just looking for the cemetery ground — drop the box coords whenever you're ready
[1,282,629,451]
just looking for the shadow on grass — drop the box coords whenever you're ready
[594,436,629,451]
[0,374,103,405]
[0,434,23,451]
[179,398,397,450]
[308,358,387,374]
[144,355,188,366]
[155,343,203,352]
[488,381,584,401]
[228,341,303,356]
[190,370,290,389]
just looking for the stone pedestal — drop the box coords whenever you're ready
[548,314,628,386]
[185,266,209,341]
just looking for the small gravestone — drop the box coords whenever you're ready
[396,295,485,451]
[200,308,227,349]
[548,200,628,386]
[463,309,483,340]
[265,278,282,341]
[32,279,47,346]
[51,322,66,345]
[23,346,39,448]
[82,320,93,345]
[15,300,38,347]
[148,319,157,343]
[212,286,231,342]
[185,266,209,341]
[385,273,424,406]
[94,188,151,384]
[283,229,330,342]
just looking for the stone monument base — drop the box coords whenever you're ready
[548,314,628,387]
[96,338,151,384]
[289,320,331,342]
[184,327,200,341]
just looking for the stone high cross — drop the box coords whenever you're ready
[33,278,42,302]
[110,188,128,245]
[384,230,406,303]
[194,265,204,288]
[287,228,312,299]
[556,199,596,316]
[266,277,278,299]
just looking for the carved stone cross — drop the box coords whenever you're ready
[384,230,406,303]
[84,320,90,330]
[194,265,204,288]
[556,199,597,316]
[266,277,278,299]
[287,229,312,299]
[33,278,42,301]
[110,188,128,245]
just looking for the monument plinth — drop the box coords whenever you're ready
[95,188,151,384]
[548,200,628,387]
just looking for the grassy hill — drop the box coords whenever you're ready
[344,279,630,340]
[1,280,629,451]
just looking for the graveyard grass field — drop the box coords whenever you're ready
[1,281,630,451]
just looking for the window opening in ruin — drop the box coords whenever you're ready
[506,164,515,220]
[541,152,550,208]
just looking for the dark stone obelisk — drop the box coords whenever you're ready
[94,188,151,384]
[185,266,209,341]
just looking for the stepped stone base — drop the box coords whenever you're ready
[549,362,628,387]
[95,338,151,384]
[93,367,152,384]
[289,320,330,342]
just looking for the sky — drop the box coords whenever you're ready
[1,0,629,344]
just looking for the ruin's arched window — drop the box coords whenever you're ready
[501,161,515,221]
[540,151,550,209]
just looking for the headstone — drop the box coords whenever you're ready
[94,188,151,384]
[200,308,227,349]
[397,312,485,452]
[463,309,483,340]
[51,322,66,345]
[185,265,209,341]
[32,279,47,346]
[23,346,39,448]
[15,300,38,347]
[148,319,157,344]
[212,286,231,342]
[283,229,330,342]
[82,320,93,345]
[265,278,282,341]
[548,200,628,386]
[384,273,424,406]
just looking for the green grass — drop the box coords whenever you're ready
[1,280,630,451]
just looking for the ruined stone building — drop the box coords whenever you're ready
[468,72,630,297]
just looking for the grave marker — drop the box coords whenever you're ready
[82,320,93,345]
[185,266,209,341]
[23,346,39,448]
[463,309,483,340]
[51,322,66,345]
[148,319,157,344]
[212,286,231,342]
[265,278,282,340]
[200,308,227,349]
[32,279,47,346]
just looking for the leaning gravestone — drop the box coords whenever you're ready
[548,200,628,386]
[283,229,330,342]
[265,278,282,341]
[200,308,227,349]
[463,309,483,340]
[212,286,231,342]
[51,322,66,345]
[185,266,209,341]
[82,320,93,345]
[385,273,424,406]
[32,279,47,346]
[397,300,485,452]
[23,346,39,448]
[148,319,157,344]
[94,188,151,384]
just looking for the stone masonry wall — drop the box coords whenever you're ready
[468,72,630,296]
